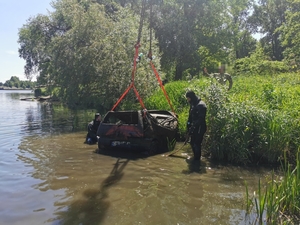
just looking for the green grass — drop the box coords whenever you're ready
[166,137,177,151]
[245,150,300,224]
[142,73,300,165]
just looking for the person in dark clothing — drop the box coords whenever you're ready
[85,113,102,144]
[185,91,207,160]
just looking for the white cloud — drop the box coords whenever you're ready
[6,50,18,55]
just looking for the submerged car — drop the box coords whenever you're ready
[97,110,179,154]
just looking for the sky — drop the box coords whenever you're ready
[0,0,53,83]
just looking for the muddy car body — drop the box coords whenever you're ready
[97,110,178,153]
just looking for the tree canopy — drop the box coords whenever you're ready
[19,0,160,109]
[0,76,36,89]
[18,0,300,109]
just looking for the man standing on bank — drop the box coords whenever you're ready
[185,91,207,160]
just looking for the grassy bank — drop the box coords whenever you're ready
[143,73,300,165]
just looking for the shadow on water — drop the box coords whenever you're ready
[54,158,129,225]
[95,147,151,161]
[185,159,207,174]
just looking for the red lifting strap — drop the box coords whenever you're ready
[111,43,146,111]
[111,43,176,114]
[149,61,175,114]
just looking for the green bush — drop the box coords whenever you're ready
[130,73,300,165]
[234,44,289,76]
[234,58,289,75]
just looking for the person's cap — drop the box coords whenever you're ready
[95,113,100,117]
[185,91,196,98]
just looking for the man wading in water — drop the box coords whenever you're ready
[85,113,101,144]
[185,91,207,161]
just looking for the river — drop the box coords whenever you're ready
[0,90,270,225]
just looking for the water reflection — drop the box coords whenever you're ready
[18,99,90,136]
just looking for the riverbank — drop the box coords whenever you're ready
[0,86,32,90]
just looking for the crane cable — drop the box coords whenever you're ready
[111,0,175,114]
[147,2,175,114]
[111,0,147,111]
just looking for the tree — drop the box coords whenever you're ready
[150,0,256,80]
[151,0,220,80]
[10,76,21,88]
[4,80,13,88]
[18,0,161,109]
[249,0,288,60]
[18,14,55,81]
[225,0,257,60]
[281,0,300,70]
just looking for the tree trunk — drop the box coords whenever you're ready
[175,62,183,80]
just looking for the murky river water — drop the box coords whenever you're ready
[0,90,271,225]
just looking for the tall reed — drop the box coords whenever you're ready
[245,150,300,224]
[254,179,267,224]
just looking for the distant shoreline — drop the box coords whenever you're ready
[0,87,32,90]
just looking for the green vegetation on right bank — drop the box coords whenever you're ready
[143,73,300,223]
[245,152,300,224]
[143,73,300,166]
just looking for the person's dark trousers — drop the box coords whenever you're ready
[86,124,98,144]
[190,129,205,160]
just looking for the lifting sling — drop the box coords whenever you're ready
[110,0,146,111]
[110,43,146,111]
[111,0,175,114]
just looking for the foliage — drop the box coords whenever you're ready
[143,72,300,165]
[0,76,36,89]
[281,0,300,71]
[18,0,161,110]
[167,137,177,151]
[245,151,300,224]
[249,0,287,61]
[234,44,289,75]
[151,0,237,80]
[143,79,210,138]
[16,0,300,93]
[224,0,257,60]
